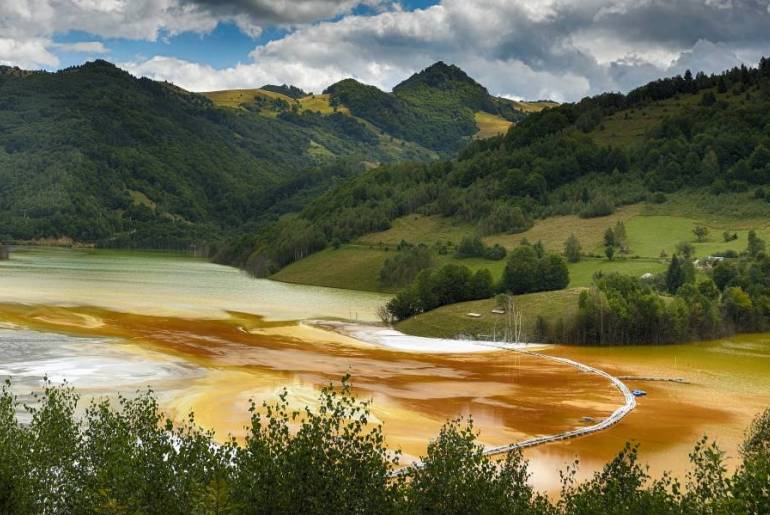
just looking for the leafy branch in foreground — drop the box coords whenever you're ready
[1,377,769,514]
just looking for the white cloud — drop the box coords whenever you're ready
[0,38,59,69]
[4,0,770,100]
[52,41,109,54]
[0,0,384,69]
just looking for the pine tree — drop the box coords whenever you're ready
[666,254,686,293]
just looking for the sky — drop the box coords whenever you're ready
[1,0,769,102]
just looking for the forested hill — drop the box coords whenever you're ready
[0,60,349,247]
[323,62,525,152]
[224,58,770,274]
[0,60,539,249]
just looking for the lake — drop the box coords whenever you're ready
[1,247,768,491]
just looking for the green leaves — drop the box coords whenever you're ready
[1,379,769,514]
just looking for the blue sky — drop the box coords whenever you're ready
[2,1,768,101]
[50,1,442,70]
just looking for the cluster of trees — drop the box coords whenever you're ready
[455,235,507,260]
[379,244,434,287]
[500,242,570,295]
[241,58,770,275]
[603,221,629,260]
[386,241,568,321]
[2,379,769,514]
[546,231,770,345]
[385,264,494,321]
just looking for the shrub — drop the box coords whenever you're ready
[579,196,615,218]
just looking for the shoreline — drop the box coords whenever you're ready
[308,319,637,461]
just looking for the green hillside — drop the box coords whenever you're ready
[323,62,528,153]
[229,58,770,278]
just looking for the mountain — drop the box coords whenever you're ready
[0,60,358,248]
[205,62,542,155]
[0,60,546,249]
[223,58,770,276]
[321,62,526,152]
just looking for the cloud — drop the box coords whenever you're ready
[121,0,770,101]
[0,0,384,69]
[4,1,770,100]
[52,41,109,54]
[0,38,58,69]
[181,0,390,35]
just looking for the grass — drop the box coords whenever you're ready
[356,215,475,247]
[202,88,294,109]
[271,246,394,292]
[277,194,770,294]
[396,288,583,339]
[473,111,513,139]
[567,257,667,287]
[307,140,335,159]
[512,100,559,113]
[484,205,642,254]
[128,190,156,209]
[297,94,351,115]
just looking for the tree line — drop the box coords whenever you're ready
[1,378,769,514]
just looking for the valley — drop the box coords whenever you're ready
[1,247,768,494]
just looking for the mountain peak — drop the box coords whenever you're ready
[393,61,484,93]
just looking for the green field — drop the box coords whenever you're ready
[396,288,582,339]
[484,205,641,254]
[271,246,394,292]
[203,88,294,109]
[512,100,559,113]
[274,193,770,294]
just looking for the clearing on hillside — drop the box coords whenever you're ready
[474,111,513,139]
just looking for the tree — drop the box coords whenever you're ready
[693,225,709,242]
[676,241,695,260]
[712,261,737,291]
[564,233,582,263]
[405,419,536,514]
[701,149,720,180]
[455,235,485,258]
[614,221,628,247]
[748,230,766,257]
[666,254,686,293]
[500,245,539,294]
[722,286,753,327]
[604,227,616,248]
[540,254,569,290]
[605,245,615,261]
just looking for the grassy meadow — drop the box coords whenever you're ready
[396,288,583,339]
[473,111,513,139]
[273,194,770,294]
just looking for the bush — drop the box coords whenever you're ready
[500,242,569,294]
[386,264,494,320]
[579,196,615,218]
[379,245,434,287]
[455,236,507,260]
